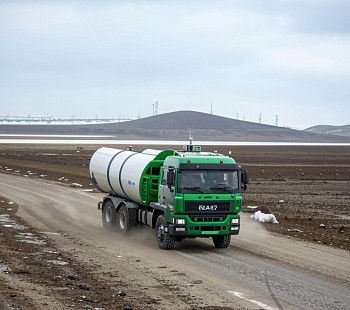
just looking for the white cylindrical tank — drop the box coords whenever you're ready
[89,147,156,203]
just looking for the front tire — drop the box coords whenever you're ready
[155,215,175,250]
[118,205,133,235]
[212,235,231,248]
[102,200,117,231]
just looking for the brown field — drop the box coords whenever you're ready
[0,144,349,251]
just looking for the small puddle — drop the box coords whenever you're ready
[0,264,12,273]
[0,214,27,230]
[38,153,59,156]
[16,233,46,245]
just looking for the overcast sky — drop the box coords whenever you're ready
[0,0,349,129]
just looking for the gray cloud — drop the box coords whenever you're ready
[0,1,349,129]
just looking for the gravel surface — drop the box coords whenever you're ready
[0,144,349,309]
[0,174,349,310]
[1,144,349,250]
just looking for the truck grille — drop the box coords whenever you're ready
[185,200,231,214]
[189,215,227,222]
[190,226,226,232]
[201,226,221,231]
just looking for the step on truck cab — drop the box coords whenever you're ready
[90,144,249,250]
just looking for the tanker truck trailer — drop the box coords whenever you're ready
[89,144,249,250]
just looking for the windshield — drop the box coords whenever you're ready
[177,170,239,194]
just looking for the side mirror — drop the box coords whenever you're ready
[167,170,175,187]
[241,170,249,185]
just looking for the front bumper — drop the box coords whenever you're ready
[168,217,240,237]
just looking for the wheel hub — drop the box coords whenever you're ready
[119,211,126,230]
[157,224,165,242]
[105,207,111,223]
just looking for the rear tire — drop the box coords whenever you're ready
[155,215,175,250]
[118,205,133,235]
[212,235,231,248]
[102,200,117,231]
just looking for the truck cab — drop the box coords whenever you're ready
[156,147,248,249]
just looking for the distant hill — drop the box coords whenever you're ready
[1,110,350,142]
[305,124,350,137]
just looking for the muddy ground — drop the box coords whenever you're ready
[0,144,349,309]
[0,196,135,310]
[0,144,349,251]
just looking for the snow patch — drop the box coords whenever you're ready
[71,183,83,188]
[48,260,69,266]
[250,210,279,224]
[16,233,46,245]
[0,264,12,273]
[0,214,27,230]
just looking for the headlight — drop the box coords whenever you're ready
[176,218,185,225]
[231,218,239,224]
[231,226,239,231]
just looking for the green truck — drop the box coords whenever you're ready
[90,144,249,249]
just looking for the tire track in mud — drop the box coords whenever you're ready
[264,267,285,310]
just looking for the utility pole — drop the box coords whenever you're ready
[259,112,262,124]
[275,114,279,126]
[211,102,213,114]
[236,113,239,120]
[155,101,158,115]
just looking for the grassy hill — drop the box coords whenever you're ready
[305,124,350,137]
[1,111,349,142]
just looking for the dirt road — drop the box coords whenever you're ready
[1,144,350,250]
[0,173,349,310]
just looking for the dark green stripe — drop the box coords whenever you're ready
[107,150,124,195]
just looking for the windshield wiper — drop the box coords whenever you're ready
[183,186,204,193]
[210,183,234,193]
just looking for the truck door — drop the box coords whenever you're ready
[160,167,175,207]
[159,167,167,204]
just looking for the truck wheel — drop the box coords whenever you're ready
[102,200,117,231]
[118,205,133,235]
[212,235,231,248]
[155,215,175,250]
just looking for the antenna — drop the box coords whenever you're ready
[183,130,201,152]
[189,129,193,145]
